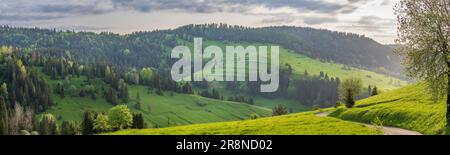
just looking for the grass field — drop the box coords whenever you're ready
[205,86,310,112]
[110,82,446,135]
[39,39,409,133]
[108,112,381,135]
[198,40,407,91]
[279,50,406,90]
[175,39,408,113]
[329,83,446,135]
[41,72,272,128]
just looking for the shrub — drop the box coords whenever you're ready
[108,105,133,130]
[272,104,288,116]
[250,113,260,120]
[93,114,111,133]
[38,113,59,135]
[20,130,30,135]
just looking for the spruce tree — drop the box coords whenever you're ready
[38,113,59,135]
[0,96,8,135]
[132,113,145,129]
[345,89,355,108]
[135,92,141,110]
[82,111,95,135]
[371,86,378,96]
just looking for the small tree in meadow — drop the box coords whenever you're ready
[339,78,362,108]
[272,104,288,116]
[108,105,132,130]
[371,86,378,96]
[38,113,59,135]
[345,89,355,108]
[135,92,141,110]
[93,113,111,132]
[81,110,95,135]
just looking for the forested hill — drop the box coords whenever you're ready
[172,24,403,77]
[0,24,402,76]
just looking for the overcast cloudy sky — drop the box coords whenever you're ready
[0,0,398,44]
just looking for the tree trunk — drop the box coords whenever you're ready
[447,62,450,127]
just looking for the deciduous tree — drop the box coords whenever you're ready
[395,0,450,126]
[108,105,132,130]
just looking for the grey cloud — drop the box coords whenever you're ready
[1,0,372,21]
[261,15,297,24]
[303,17,338,25]
[35,4,111,15]
[358,16,384,25]
[380,0,391,6]
[53,25,112,31]
[0,0,376,30]
[338,16,395,33]
[0,14,66,21]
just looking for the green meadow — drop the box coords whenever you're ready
[108,112,381,135]
[329,83,446,135]
[109,82,447,135]
[41,72,271,128]
[191,40,407,91]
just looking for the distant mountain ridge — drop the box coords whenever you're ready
[0,24,403,77]
[171,24,404,77]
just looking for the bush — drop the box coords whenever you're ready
[371,116,384,133]
[20,130,30,135]
[272,104,288,116]
[335,102,344,108]
[312,106,321,111]
[38,113,59,135]
[108,105,133,130]
[61,121,80,135]
[93,114,111,133]
[250,113,260,120]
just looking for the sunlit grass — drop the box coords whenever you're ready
[329,83,446,135]
[107,112,381,135]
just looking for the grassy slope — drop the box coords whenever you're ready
[108,112,381,135]
[204,85,310,112]
[200,40,407,90]
[280,50,406,90]
[181,40,407,112]
[42,73,272,128]
[329,83,445,135]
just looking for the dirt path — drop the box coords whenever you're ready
[315,112,422,135]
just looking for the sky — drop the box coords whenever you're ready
[0,0,399,44]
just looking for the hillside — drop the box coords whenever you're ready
[35,38,408,124]
[108,112,381,135]
[173,24,404,76]
[329,83,446,135]
[197,40,407,90]
[0,24,403,76]
[108,83,446,135]
[40,71,272,128]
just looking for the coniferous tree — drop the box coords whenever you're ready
[371,86,378,96]
[0,96,8,135]
[272,104,288,116]
[81,111,95,135]
[132,113,145,129]
[61,121,80,135]
[345,89,355,108]
[135,92,141,110]
[38,113,59,135]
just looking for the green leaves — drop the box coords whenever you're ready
[108,105,133,130]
